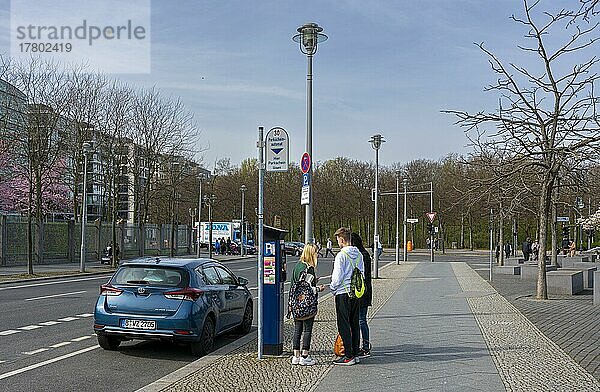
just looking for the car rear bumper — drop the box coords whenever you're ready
[94,325,200,342]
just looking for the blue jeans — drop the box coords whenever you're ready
[359,305,370,350]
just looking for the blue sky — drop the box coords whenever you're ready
[0,0,586,168]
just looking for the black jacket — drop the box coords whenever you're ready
[359,249,372,307]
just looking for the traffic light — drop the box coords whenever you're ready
[427,222,433,234]
[562,225,569,240]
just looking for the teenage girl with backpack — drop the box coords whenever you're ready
[291,243,325,366]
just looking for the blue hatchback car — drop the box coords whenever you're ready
[94,257,253,356]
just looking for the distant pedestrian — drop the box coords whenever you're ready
[330,227,364,366]
[504,242,511,259]
[226,237,232,255]
[351,232,372,358]
[522,238,532,261]
[569,240,576,257]
[316,241,323,257]
[325,238,335,258]
[495,244,500,262]
[290,243,325,366]
[220,238,226,255]
[531,240,539,261]
[214,238,220,255]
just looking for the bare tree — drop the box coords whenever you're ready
[446,0,600,299]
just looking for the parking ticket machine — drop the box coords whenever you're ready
[262,225,287,355]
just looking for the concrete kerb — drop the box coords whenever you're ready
[136,260,416,392]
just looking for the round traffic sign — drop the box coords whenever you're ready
[301,152,311,174]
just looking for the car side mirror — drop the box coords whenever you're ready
[238,277,249,286]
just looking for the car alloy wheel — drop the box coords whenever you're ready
[97,335,121,351]
[237,302,253,334]
[191,318,215,357]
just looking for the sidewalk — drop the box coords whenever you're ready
[138,258,600,392]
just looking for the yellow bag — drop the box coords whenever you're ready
[333,333,345,357]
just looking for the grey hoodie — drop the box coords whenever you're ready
[330,245,364,296]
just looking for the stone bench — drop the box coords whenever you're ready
[559,263,597,288]
[594,271,600,305]
[520,264,557,280]
[494,266,520,275]
[504,259,523,266]
[546,270,584,295]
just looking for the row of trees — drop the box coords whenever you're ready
[0,57,201,272]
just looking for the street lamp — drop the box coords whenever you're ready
[80,141,93,273]
[293,22,327,245]
[204,194,217,259]
[369,134,385,278]
[240,184,247,256]
[395,170,400,264]
[403,178,408,262]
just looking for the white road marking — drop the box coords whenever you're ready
[22,348,48,355]
[0,276,111,291]
[39,321,61,326]
[24,290,87,301]
[76,313,93,318]
[0,345,99,380]
[57,317,79,322]
[71,336,92,342]
[0,330,20,336]
[0,361,5,364]
[18,325,42,331]
[49,342,71,348]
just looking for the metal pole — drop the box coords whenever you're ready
[257,126,265,360]
[395,174,399,265]
[489,208,493,281]
[305,54,313,245]
[403,178,408,262]
[197,180,202,258]
[430,182,434,262]
[208,201,213,259]
[80,152,89,273]
[373,147,380,278]
[241,187,245,256]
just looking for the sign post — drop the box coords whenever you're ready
[300,152,311,207]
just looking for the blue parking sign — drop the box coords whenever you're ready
[302,173,309,186]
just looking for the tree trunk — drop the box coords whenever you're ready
[536,177,554,300]
[551,186,559,267]
[499,214,505,266]
[460,213,465,249]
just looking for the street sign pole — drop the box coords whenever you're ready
[430,181,434,263]
[257,126,265,360]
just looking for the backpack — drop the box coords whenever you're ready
[343,250,365,300]
[287,270,318,320]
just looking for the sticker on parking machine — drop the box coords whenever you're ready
[264,256,275,284]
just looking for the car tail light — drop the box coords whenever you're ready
[100,284,123,296]
[174,330,193,335]
[163,287,203,301]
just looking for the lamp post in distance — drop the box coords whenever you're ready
[240,184,247,256]
[80,140,93,273]
[293,22,327,244]
[369,134,385,278]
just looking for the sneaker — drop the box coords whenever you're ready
[333,356,356,366]
[357,348,371,358]
[299,356,316,366]
[354,356,360,364]
[291,356,300,365]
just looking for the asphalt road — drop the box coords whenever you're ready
[0,253,394,392]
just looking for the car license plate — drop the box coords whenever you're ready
[121,319,156,330]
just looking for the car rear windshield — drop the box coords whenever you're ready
[112,266,189,287]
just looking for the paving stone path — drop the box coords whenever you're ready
[154,262,417,392]
[453,262,600,391]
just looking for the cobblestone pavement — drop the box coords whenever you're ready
[453,262,600,391]
[145,262,418,392]
[470,262,600,381]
